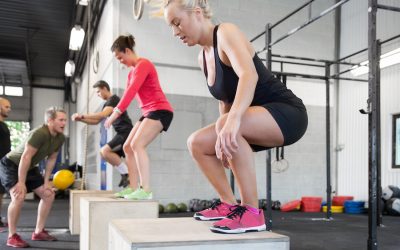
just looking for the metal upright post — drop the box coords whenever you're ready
[368,0,378,249]
[376,42,382,227]
[265,23,273,231]
[325,63,332,220]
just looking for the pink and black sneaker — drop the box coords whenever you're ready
[194,200,237,221]
[210,205,266,234]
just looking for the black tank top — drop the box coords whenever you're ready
[203,25,305,109]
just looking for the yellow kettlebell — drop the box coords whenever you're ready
[53,169,75,190]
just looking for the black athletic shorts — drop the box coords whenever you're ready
[107,132,130,157]
[139,110,173,132]
[250,102,308,152]
[0,157,44,193]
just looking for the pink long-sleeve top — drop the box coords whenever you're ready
[116,58,173,116]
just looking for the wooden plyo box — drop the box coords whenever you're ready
[80,197,158,250]
[69,190,114,235]
[108,217,290,250]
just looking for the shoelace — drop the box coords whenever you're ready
[209,200,222,210]
[226,206,247,220]
[10,234,22,241]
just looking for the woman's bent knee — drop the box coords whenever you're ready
[123,143,132,155]
[187,132,200,154]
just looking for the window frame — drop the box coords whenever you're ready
[392,113,400,169]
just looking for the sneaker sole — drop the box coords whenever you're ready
[193,214,225,221]
[123,195,153,200]
[7,243,29,248]
[209,224,266,234]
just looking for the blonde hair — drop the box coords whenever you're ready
[45,106,66,123]
[150,0,212,19]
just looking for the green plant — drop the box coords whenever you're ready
[5,121,30,150]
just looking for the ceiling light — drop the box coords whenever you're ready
[351,47,400,76]
[78,0,89,6]
[69,25,85,51]
[65,60,76,77]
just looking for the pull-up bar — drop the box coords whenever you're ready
[257,0,349,53]
[377,4,400,12]
[250,0,315,43]
[333,33,400,78]
[338,33,400,62]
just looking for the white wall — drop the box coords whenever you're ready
[32,88,65,129]
[338,0,400,200]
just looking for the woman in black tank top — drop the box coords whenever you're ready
[162,0,307,234]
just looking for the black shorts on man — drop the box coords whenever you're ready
[0,157,44,193]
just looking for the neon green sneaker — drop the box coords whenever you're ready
[114,187,134,198]
[124,188,153,200]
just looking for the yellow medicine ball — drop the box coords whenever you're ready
[53,169,75,190]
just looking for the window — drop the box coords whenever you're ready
[4,86,23,96]
[5,121,30,150]
[392,114,400,169]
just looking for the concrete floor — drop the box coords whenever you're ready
[0,197,399,250]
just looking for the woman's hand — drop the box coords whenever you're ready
[221,153,230,169]
[105,112,119,128]
[215,117,240,160]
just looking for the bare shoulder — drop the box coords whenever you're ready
[217,23,242,37]
[217,23,249,46]
[217,23,253,56]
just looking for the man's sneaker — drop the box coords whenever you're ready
[118,174,130,188]
[210,205,266,234]
[7,233,29,248]
[194,200,237,221]
[114,187,134,198]
[32,229,57,241]
[124,188,152,200]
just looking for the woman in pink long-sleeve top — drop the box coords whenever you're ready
[105,34,173,200]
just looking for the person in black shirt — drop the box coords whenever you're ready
[0,97,11,227]
[71,81,133,188]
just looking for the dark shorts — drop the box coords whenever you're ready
[139,110,174,132]
[107,132,130,157]
[0,157,44,193]
[250,102,308,152]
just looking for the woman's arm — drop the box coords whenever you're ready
[116,61,150,113]
[106,61,150,128]
[215,23,258,159]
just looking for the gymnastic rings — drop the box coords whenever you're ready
[133,0,144,20]
[272,146,289,173]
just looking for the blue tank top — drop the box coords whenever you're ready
[203,25,305,109]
